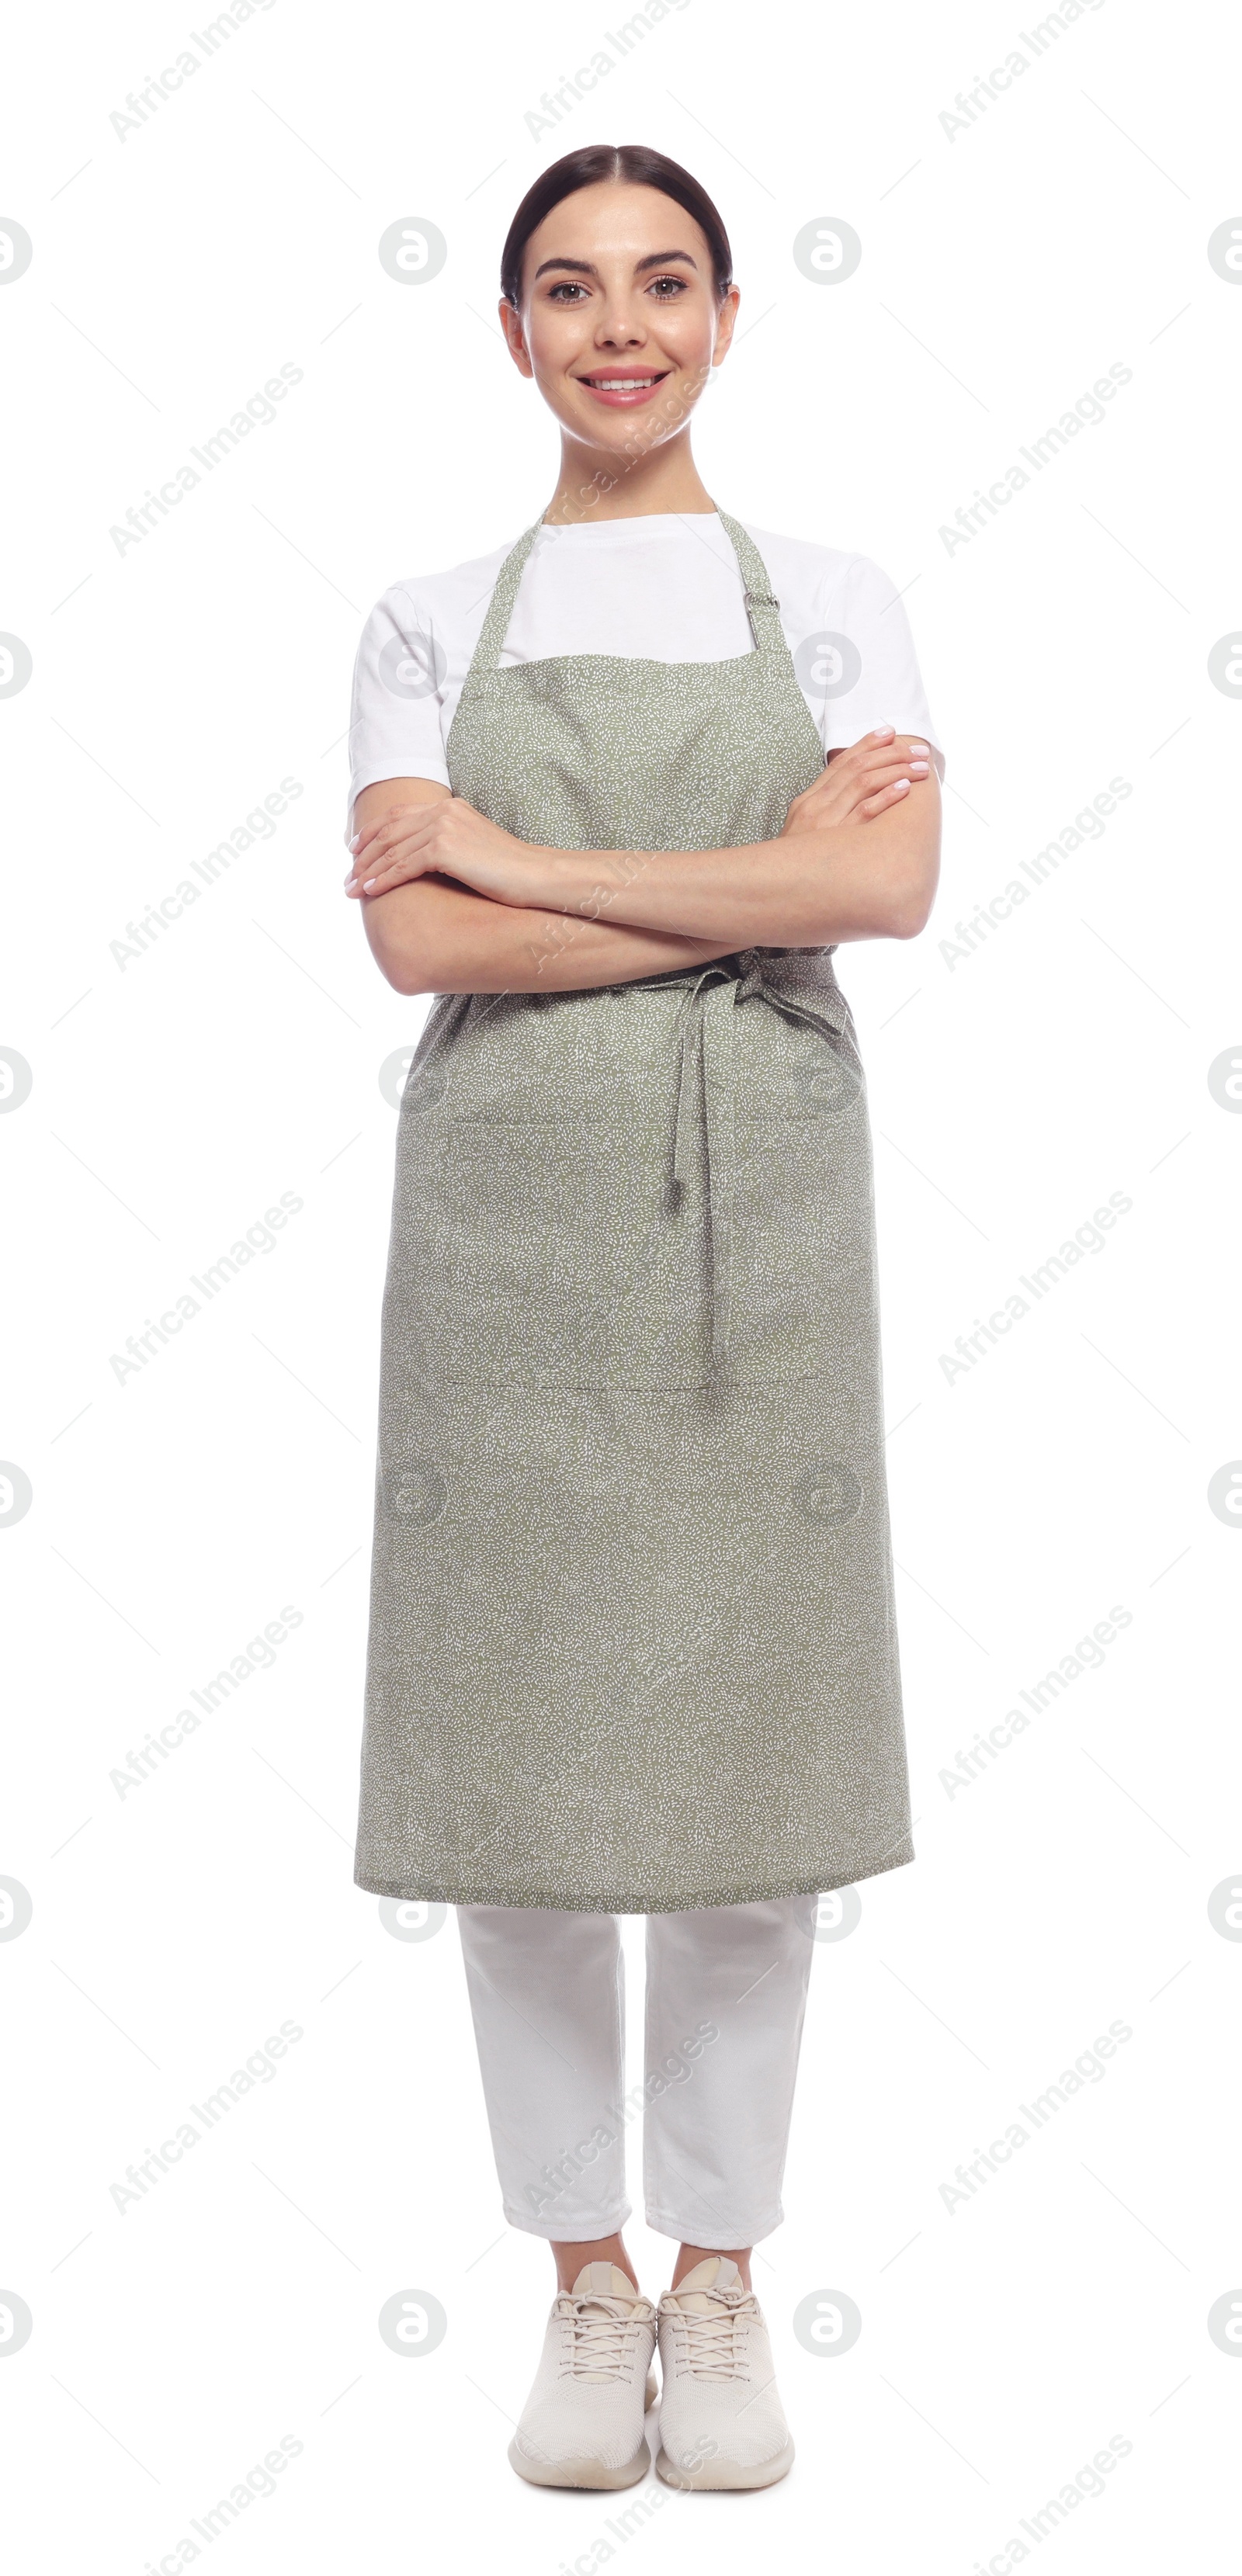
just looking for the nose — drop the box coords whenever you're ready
[594,296,647,351]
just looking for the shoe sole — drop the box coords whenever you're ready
[509,2435,651,2491]
[654,2438,796,2491]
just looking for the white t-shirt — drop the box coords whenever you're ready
[346,512,943,839]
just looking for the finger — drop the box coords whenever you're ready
[859,780,912,817]
[348,841,439,893]
[852,739,930,775]
[848,752,930,790]
[349,823,396,865]
[349,808,402,858]
[354,810,432,861]
[344,855,421,893]
[348,812,440,877]
[350,799,432,859]
[827,733,885,770]
[356,856,427,894]
[841,730,928,762]
[822,747,924,792]
[803,751,926,806]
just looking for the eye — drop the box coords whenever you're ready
[546,279,588,302]
[648,275,689,297]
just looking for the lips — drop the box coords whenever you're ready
[575,369,671,409]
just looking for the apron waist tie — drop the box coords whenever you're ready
[672,971,735,1375]
[645,952,850,1378]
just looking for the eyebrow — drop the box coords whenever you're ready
[531,248,699,282]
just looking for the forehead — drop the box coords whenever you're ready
[525,180,709,267]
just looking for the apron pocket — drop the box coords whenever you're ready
[387,1105,716,1391]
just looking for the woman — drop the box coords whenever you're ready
[345,142,942,2495]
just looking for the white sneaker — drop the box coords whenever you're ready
[508,2262,657,2490]
[656,2256,795,2490]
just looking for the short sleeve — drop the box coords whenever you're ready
[818,556,944,775]
[345,584,452,840]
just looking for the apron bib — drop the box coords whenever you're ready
[354,512,914,1910]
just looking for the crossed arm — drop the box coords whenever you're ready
[345,726,942,997]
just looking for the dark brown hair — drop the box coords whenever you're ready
[500,143,734,311]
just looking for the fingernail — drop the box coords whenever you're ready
[908,741,928,754]
[361,878,377,893]
[344,875,358,892]
[349,834,360,852]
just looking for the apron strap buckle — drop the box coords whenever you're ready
[742,585,781,649]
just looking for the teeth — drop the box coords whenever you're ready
[591,377,657,389]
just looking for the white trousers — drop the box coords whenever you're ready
[456,1896,818,2246]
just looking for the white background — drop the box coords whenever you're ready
[2,1,1240,2568]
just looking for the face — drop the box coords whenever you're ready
[500,182,739,462]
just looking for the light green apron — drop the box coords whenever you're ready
[354,511,914,1911]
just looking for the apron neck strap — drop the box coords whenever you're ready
[714,509,786,653]
[462,516,544,690]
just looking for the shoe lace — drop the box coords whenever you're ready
[557,2290,652,2380]
[669,2286,758,2380]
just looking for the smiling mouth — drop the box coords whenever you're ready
[575,369,671,404]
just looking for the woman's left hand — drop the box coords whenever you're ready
[345,799,549,907]
[781,727,932,840]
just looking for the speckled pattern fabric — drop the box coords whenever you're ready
[353,512,914,1911]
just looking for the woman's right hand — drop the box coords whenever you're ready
[781,725,932,837]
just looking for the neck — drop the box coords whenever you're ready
[543,423,716,526]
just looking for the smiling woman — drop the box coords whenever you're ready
[344,140,944,2499]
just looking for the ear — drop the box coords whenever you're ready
[710,284,742,369]
[498,298,535,380]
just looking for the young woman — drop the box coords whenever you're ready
[345,142,942,2495]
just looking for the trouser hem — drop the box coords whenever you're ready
[500,2200,633,2242]
[644,2204,784,2247]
